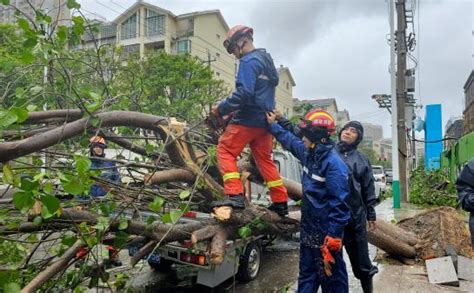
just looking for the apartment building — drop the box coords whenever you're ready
[79,1,294,113]
[0,0,70,26]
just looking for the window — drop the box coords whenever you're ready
[101,24,116,39]
[216,33,221,39]
[216,52,220,57]
[146,9,165,36]
[286,82,289,90]
[177,39,190,53]
[121,13,137,40]
[120,44,140,59]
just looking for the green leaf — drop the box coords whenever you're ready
[29,85,43,95]
[113,231,129,248]
[4,283,20,293]
[179,190,191,200]
[146,215,156,225]
[15,87,25,98]
[0,111,17,127]
[85,102,100,112]
[41,194,60,215]
[72,16,84,26]
[88,91,101,101]
[43,182,54,194]
[20,177,39,192]
[148,196,164,213]
[118,217,128,230]
[94,216,109,231]
[23,37,37,48]
[61,231,76,247]
[63,178,84,195]
[33,216,42,226]
[75,156,91,175]
[43,15,52,24]
[161,213,171,224]
[56,26,68,42]
[1,0,10,6]
[17,18,30,31]
[145,144,155,154]
[2,164,14,184]
[13,191,35,212]
[170,210,182,224]
[26,104,37,111]
[238,226,252,238]
[66,0,81,9]
[10,107,28,123]
[41,205,52,219]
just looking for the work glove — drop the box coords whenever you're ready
[320,244,335,277]
[323,235,343,253]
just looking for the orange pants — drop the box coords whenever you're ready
[217,124,288,203]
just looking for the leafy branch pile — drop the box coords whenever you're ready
[408,167,458,207]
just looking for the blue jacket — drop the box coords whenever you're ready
[218,49,279,128]
[269,123,351,247]
[90,159,121,197]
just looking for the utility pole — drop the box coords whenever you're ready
[389,0,401,208]
[396,0,408,202]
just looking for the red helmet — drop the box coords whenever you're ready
[298,109,336,142]
[223,25,253,54]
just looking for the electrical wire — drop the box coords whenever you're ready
[407,131,458,144]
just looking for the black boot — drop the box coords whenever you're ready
[268,202,288,217]
[211,194,246,209]
[360,276,373,293]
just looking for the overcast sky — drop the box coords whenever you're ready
[78,0,473,138]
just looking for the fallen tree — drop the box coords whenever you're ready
[0,110,298,291]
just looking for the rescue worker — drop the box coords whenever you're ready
[88,136,120,198]
[267,109,351,293]
[208,25,289,216]
[456,159,474,249]
[76,136,122,267]
[274,114,379,292]
[336,121,379,292]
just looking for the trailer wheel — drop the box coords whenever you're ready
[148,258,173,272]
[237,240,261,282]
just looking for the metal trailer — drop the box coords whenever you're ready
[127,211,265,288]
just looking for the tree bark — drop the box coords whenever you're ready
[191,225,220,244]
[368,226,417,258]
[210,226,228,265]
[375,219,418,246]
[129,240,158,266]
[0,111,176,163]
[145,169,196,185]
[23,109,83,124]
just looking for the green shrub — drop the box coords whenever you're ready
[409,167,458,207]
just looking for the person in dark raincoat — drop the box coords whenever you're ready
[456,159,474,249]
[336,121,379,292]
